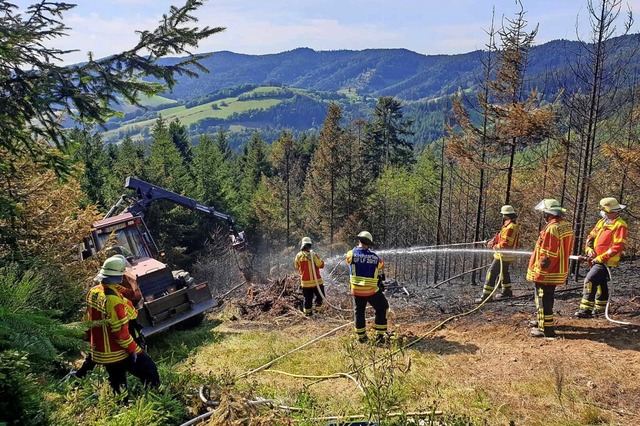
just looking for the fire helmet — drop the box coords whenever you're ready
[357,231,374,245]
[500,205,516,215]
[534,199,566,216]
[300,236,313,250]
[95,255,127,284]
[599,197,626,213]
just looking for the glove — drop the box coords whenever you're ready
[378,273,386,292]
[129,352,138,363]
[540,257,551,269]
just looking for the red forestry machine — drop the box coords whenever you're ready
[79,177,248,336]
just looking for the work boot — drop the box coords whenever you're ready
[357,334,369,344]
[474,294,490,304]
[374,333,392,346]
[494,289,513,300]
[528,319,539,328]
[574,310,593,319]
[530,327,556,338]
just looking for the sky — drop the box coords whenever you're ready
[11,0,640,64]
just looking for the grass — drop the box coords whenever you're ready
[47,310,637,425]
[103,86,288,139]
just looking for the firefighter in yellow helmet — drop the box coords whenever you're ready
[526,199,575,338]
[85,255,159,392]
[475,205,520,302]
[346,231,389,344]
[575,197,628,318]
[294,237,326,316]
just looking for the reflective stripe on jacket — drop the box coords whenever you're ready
[585,216,627,267]
[294,250,324,288]
[346,247,383,297]
[85,283,141,364]
[526,217,575,285]
[492,219,520,261]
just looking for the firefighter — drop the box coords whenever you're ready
[575,197,628,318]
[85,255,159,392]
[346,231,389,344]
[526,199,575,338]
[475,205,520,302]
[294,237,326,316]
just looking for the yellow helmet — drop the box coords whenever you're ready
[357,231,374,245]
[500,205,516,215]
[599,197,626,213]
[95,255,127,284]
[300,236,313,250]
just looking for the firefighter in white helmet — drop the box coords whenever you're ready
[526,199,575,338]
[475,205,520,303]
[575,197,628,318]
[346,231,389,344]
[294,237,326,316]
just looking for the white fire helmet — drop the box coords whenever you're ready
[534,199,566,216]
[500,205,516,215]
[357,231,374,245]
[300,236,313,250]
[599,197,626,213]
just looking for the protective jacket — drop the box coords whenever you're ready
[490,219,520,261]
[346,246,384,297]
[295,250,324,287]
[85,283,142,364]
[585,216,627,267]
[526,217,575,285]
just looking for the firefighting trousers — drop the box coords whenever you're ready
[482,259,512,296]
[579,263,610,314]
[104,351,160,393]
[534,283,556,333]
[353,290,389,338]
[302,285,325,315]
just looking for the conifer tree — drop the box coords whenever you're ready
[70,128,109,208]
[363,97,414,179]
[267,131,306,246]
[304,103,351,247]
[238,132,271,235]
[0,0,224,176]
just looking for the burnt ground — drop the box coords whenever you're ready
[225,257,640,424]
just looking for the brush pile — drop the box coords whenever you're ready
[235,276,304,320]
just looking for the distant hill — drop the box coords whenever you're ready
[159,39,590,102]
[103,35,640,147]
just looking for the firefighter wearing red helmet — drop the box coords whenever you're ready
[575,197,628,318]
[475,205,520,302]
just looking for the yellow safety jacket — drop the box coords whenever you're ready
[294,250,324,288]
[526,217,575,285]
[491,219,520,262]
[346,246,384,297]
[585,216,627,267]
[85,283,142,364]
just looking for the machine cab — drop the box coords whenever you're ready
[81,213,154,261]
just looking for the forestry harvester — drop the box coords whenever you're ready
[79,177,247,336]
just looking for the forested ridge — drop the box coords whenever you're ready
[2,0,640,424]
